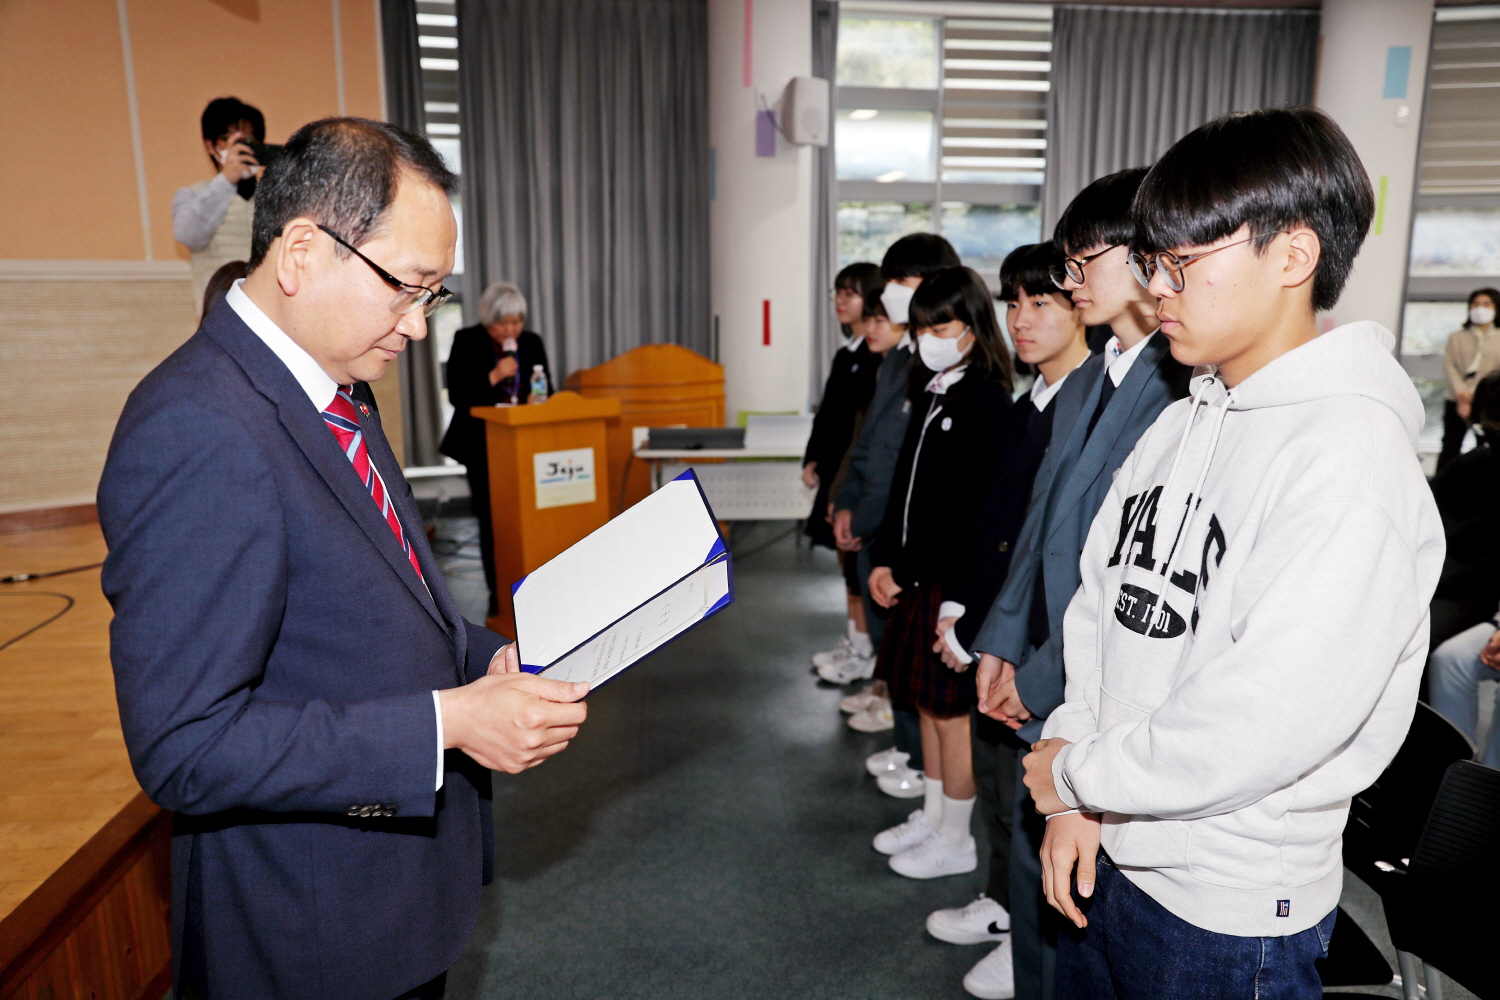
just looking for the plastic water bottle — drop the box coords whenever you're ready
[528,365,549,404]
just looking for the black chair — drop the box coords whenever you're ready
[1383,760,1500,1000]
[1321,702,1474,998]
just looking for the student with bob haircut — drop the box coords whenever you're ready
[866,266,1017,882]
[1025,107,1445,999]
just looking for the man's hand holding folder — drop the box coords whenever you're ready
[439,666,589,773]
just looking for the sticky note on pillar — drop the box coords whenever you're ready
[1383,46,1412,100]
[756,109,777,157]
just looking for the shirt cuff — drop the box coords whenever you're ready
[942,625,974,665]
[938,601,966,621]
[432,690,445,791]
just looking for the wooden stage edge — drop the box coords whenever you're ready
[0,794,171,999]
[0,513,171,1000]
[0,504,97,536]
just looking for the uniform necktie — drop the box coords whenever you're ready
[321,387,425,582]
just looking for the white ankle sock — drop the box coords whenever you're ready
[940,794,976,848]
[923,777,945,825]
[850,628,873,657]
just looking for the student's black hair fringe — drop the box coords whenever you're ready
[999,243,1072,303]
[907,266,1015,397]
[1132,107,1375,313]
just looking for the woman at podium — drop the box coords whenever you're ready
[440,280,554,616]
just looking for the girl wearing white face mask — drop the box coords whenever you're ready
[865,266,1019,881]
[1440,287,1500,473]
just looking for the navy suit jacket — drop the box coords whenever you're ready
[972,333,1189,740]
[98,298,507,1000]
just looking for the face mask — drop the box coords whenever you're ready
[1471,306,1496,327]
[918,329,970,371]
[881,282,916,326]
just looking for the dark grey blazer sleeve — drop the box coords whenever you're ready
[101,402,440,819]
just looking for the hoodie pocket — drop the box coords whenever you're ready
[1101,814,1189,870]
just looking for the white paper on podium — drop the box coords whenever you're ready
[511,470,732,688]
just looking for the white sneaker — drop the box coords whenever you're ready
[865,747,908,777]
[889,832,978,879]
[840,684,883,714]
[876,764,926,798]
[847,700,893,731]
[817,652,876,684]
[963,938,1015,999]
[812,636,860,671]
[927,894,1011,944]
[873,808,934,855]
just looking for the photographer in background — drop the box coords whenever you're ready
[173,97,268,311]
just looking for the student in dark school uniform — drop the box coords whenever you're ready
[865,266,1017,884]
[806,262,885,673]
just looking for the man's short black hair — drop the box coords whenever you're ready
[201,97,265,143]
[249,118,458,270]
[999,243,1070,303]
[1132,107,1375,313]
[881,233,961,281]
[1053,167,1149,255]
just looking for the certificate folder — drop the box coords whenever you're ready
[511,469,733,687]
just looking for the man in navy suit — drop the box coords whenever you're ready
[967,168,1190,1000]
[98,118,590,1000]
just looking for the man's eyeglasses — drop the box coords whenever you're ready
[1049,245,1122,290]
[1128,232,1287,292]
[317,225,453,317]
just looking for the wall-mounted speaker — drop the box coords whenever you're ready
[781,76,830,147]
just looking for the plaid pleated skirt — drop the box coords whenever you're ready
[873,582,976,719]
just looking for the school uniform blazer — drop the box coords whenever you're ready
[833,343,915,540]
[971,333,1189,739]
[97,298,507,1000]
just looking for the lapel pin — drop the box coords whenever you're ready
[358,403,371,417]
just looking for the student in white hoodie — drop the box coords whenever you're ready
[1020,107,1446,999]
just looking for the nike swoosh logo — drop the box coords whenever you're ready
[988,921,1007,934]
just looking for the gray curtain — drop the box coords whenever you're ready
[1043,6,1319,232]
[380,0,445,467]
[810,0,840,406]
[456,0,710,380]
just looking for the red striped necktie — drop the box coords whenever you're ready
[322,387,425,582]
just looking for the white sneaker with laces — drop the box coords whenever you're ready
[811,637,856,671]
[963,938,1015,999]
[846,699,892,731]
[865,747,908,776]
[873,808,934,855]
[889,832,978,879]
[840,684,883,714]
[927,894,1010,944]
[876,763,925,798]
[817,652,876,684]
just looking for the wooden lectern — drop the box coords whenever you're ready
[473,391,621,637]
[564,344,725,512]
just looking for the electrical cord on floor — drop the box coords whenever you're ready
[0,561,102,652]
[729,522,800,562]
[0,592,76,653]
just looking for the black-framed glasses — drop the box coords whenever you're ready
[1128,232,1288,292]
[1050,244,1122,290]
[317,224,453,317]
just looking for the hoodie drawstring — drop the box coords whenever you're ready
[1160,388,1233,598]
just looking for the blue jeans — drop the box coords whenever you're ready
[1428,621,1500,768]
[1056,854,1335,1000]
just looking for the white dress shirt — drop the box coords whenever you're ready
[226,281,447,791]
[1102,330,1156,387]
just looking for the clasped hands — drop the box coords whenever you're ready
[1024,735,1101,930]
[438,644,589,774]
